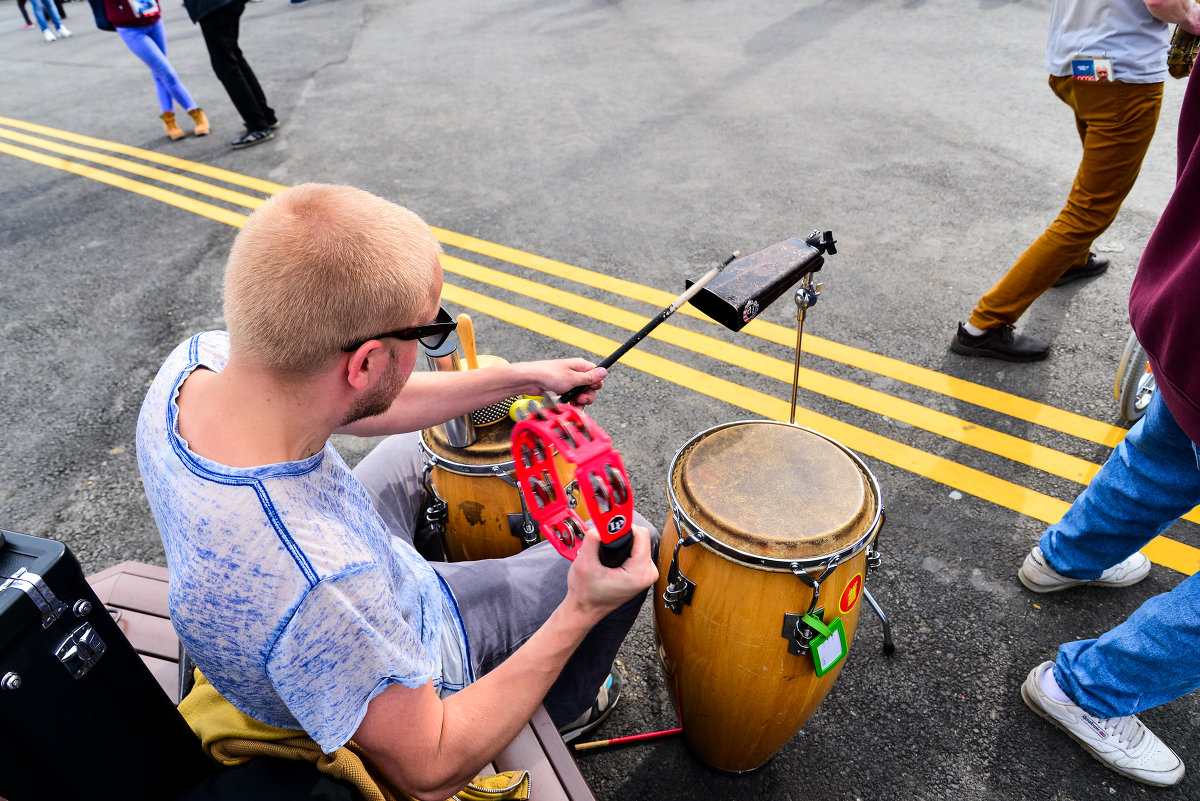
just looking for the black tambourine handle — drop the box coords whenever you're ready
[599,531,633,568]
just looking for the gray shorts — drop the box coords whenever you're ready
[352,432,656,725]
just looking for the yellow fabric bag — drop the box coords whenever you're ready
[178,670,531,801]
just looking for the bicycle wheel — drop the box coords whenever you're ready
[1115,332,1156,423]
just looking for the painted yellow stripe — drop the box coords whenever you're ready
[3,136,1193,574]
[0,116,287,195]
[442,254,1104,486]
[0,116,1134,449]
[0,141,249,228]
[433,227,1127,449]
[439,282,1192,574]
[0,128,267,210]
[1141,537,1200,576]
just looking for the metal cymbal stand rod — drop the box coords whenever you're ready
[788,274,822,425]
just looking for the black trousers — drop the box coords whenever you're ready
[198,0,276,131]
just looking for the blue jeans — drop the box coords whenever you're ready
[117,20,197,114]
[352,432,655,727]
[28,0,63,32]
[1040,393,1200,718]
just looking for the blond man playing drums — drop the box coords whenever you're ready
[136,183,659,801]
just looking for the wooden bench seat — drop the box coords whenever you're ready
[86,561,596,801]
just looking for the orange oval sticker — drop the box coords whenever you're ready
[839,573,863,614]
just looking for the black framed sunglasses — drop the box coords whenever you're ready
[341,306,458,352]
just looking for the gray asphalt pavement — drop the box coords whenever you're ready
[3,1,1199,799]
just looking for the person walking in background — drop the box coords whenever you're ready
[102,0,210,141]
[28,0,70,41]
[18,0,35,29]
[180,0,278,149]
[1017,1,1200,787]
[950,0,1182,362]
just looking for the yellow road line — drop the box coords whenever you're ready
[3,133,1194,574]
[0,116,1134,449]
[433,227,1128,449]
[0,116,287,195]
[443,254,1104,486]
[440,282,1197,574]
[0,141,249,228]
[0,127,267,210]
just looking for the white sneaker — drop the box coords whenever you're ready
[56,25,71,37]
[1018,545,1149,593]
[43,28,56,42]
[1022,662,1184,787]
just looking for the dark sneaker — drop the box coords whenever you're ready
[950,322,1049,362]
[1053,252,1110,287]
[230,129,274,149]
[559,667,623,745]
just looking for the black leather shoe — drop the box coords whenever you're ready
[230,129,275,149]
[950,323,1049,362]
[1053,252,1110,287]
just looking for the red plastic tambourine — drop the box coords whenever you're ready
[511,396,634,566]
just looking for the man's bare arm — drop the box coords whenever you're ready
[351,527,658,801]
[336,358,606,437]
[1146,0,1200,34]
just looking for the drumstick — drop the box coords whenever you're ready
[571,727,683,752]
[458,313,479,370]
[558,251,740,405]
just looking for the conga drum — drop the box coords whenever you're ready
[654,420,883,773]
[420,418,590,562]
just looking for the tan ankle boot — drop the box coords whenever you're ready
[160,111,185,141]
[187,107,210,136]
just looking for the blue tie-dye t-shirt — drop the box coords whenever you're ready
[136,332,467,753]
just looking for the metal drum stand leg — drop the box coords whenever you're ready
[788,276,896,656]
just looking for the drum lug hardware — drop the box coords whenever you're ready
[501,468,541,548]
[867,548,882,571]
[421,463,448,537]
[790,561,837,619]
[868,508,887,571]
[781,607,825,656]
[507,513,540,547]
[493,466,518,487]
[662,532,703,614]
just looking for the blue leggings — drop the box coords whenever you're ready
[117,20,197,114]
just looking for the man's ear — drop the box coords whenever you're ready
[343,342,384,390]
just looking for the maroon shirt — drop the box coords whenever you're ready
[1129,67,1200,444]
[103,0,159,27]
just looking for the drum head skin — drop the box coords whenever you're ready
[673,421,876,560]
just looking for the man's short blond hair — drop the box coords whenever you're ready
[224,184,442,375]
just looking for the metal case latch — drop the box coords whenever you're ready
[1,568,68,628]
[55,622,107,678]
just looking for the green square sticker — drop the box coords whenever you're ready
[801,612,847,677]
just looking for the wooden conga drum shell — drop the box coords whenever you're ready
[655,520,867,772]
[422,419,588,562]
[653,420,881,773]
